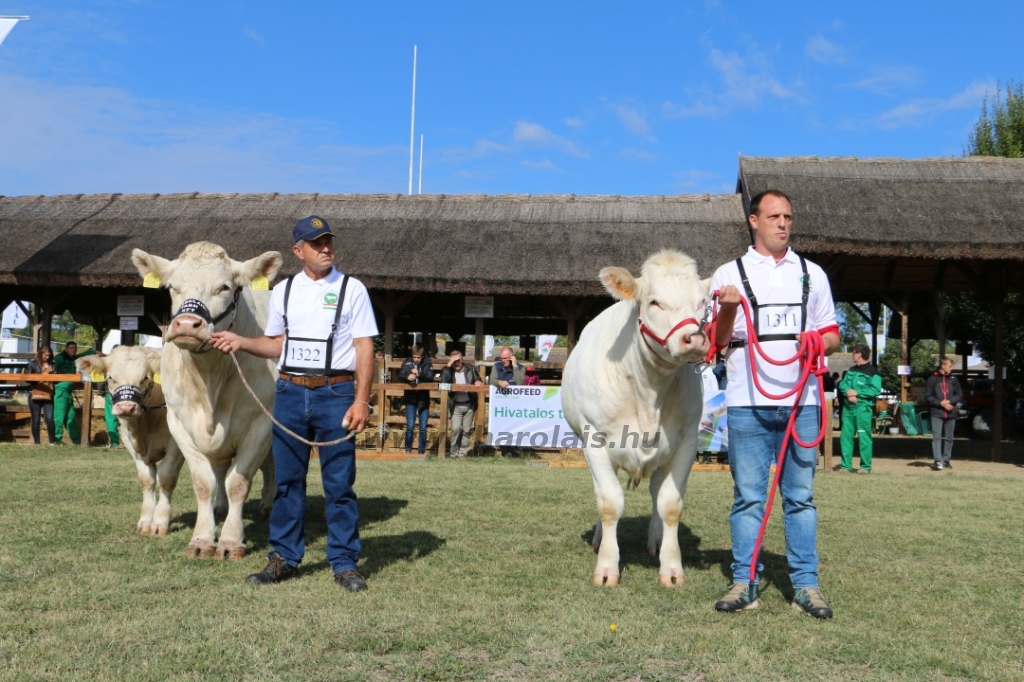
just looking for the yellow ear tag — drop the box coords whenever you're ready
[251,275,269,291]
[143,273,161,288]
[90,370,106,383]
[153,372,162,385]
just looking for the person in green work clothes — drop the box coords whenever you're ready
[52,341,96,445]
[838,344,882,474]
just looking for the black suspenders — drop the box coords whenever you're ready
[730,254,810,346]
[280,273,350,377]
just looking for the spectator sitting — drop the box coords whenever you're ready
[489,346,526,388]
[398,345,434,454]
[438,350,483,457]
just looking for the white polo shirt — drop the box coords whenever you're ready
[264,267,379,373]
[710,247,837,407]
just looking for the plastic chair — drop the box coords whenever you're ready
[873,410,892,435]
[917,412,932,435]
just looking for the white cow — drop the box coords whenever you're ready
[562,250,711,587]
[77,346,184,536]
[132,242,281,559]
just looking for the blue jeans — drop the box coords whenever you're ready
[269,378,360,574]
[727,406,820,589]
[405,403,429,453]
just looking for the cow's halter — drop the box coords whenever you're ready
[110,382,164,413]
[637,311,704,357]
[173,286,243,331]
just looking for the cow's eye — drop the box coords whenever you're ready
[217,284,231,293]
[650,300,662,309]
[108,377,116,385]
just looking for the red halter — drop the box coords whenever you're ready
[638,312,702,356]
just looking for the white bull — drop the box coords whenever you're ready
[562,250,710,586]
[77,346,184,536]
[132,242,281,559]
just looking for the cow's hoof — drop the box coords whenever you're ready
[156,527,168,537]
[186,541,216,559]
[592,572,620,587]
[139,524,153,535]
[659,572,684,587]
[215,543,246,560]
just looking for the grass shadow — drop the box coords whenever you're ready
[579,515,790,597]
[301,531,447,579]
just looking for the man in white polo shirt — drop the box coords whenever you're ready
[211,215,378,592]
[709,190,840,618]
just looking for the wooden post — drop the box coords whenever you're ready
[900,310,909,406]
[869,302,881,366]
[82,380,93,448]
[474,318,484,362]
[384,291,395,358]
[474,389,487,453]
[437,388,449,458]
[376,381,386,452]
[993,297,1004,463]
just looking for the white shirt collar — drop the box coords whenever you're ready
[743,245,797,266]
[295,266,341,287]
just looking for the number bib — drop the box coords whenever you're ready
[283,338,327,370]
[758,304,803,336]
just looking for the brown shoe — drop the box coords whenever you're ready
[245,552,299,585]
[334,569,368,592]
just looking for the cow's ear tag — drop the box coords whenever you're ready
[153,372,162,385]
[251,275,269,291]
[143,273,161,288]
[90,370,105,382]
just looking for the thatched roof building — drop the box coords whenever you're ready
[0,192,747,295]
[738,155,1024,294]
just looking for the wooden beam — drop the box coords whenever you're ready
[952,262,989,292]
[932,261,948,290]
[474,318,485,362]
[384,291,395,358]
[900,308,909,405]
[437,389,449,458]
[869,301,881,366]
[82,380,93,448]
[848,303,872,325]
[884,260,899,290]
[546,296,569,319]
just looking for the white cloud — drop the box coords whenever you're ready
[512,120,586,158]
[872,80,992,129]
[521,159,561,172]
[621,148,656,161]
[242,25,265,46]
[0,74,407,194]
[663,41,796,118]
[841,67,921,95]
[607,102,655,141]
[805,36,846,64]
[564,116,584,127]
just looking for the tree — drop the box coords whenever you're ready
[877,338,941,394]
[51,310,98,349]
[836,302,869,350]
[966,81,1024,157]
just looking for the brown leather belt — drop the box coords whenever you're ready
[279,372,354,388]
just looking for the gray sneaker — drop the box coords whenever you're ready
[930,462,943,471]
[792,587,833,619]
[715,583,759,612]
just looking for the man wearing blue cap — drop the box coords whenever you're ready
[211,215,379,591]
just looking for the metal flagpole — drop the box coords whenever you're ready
[408,45,417,195]
[418,134,424,195]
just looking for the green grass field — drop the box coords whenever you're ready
[1,443,1021,681]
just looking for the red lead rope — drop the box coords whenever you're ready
[703,292,829,584]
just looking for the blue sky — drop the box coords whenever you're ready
[1,1,1022,197]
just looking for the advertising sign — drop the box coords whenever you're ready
[465,296,494,318]
[117,295,145,317]
[698,365,729,453]
[120,316,139,331]
[487,385,576,449]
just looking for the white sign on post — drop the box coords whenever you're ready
[465,296,494,318]
[487,385,575,449]
[897,365,912,376]
[117,295,145,317]
[120,316,139,331]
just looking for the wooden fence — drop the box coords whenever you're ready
[0,374,102,446]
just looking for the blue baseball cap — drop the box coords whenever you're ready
[293,215,333,243]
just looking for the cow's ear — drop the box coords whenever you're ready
[600,267,638,301]
[75,355,105,374]
[131,249,174,286]
[235,251,283,285]
[701,277,712,295]
[144,349,162,376]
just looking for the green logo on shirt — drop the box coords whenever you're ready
[323,292,338,310]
